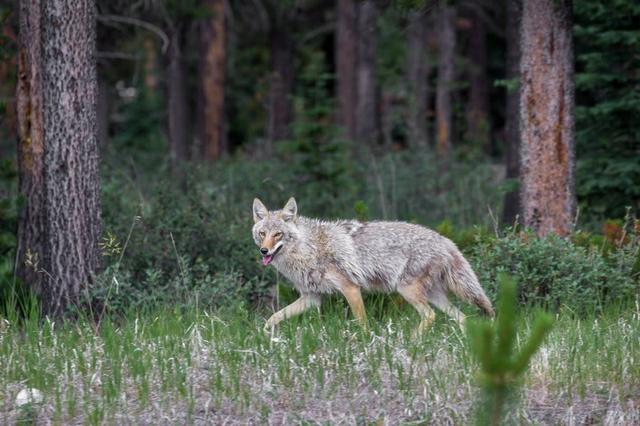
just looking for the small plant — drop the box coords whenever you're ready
[467,273,553,425]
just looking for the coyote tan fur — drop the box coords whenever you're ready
[252,197,494,333]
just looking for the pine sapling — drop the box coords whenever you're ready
[467,273,553,425]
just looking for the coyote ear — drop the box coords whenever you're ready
[282,197,297,222]
[253,198,268,223]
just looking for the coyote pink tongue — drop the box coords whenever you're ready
[262,255,273,266]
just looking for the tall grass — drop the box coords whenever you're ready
[1,299,638,424]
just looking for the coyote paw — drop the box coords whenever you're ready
[263,315,278,334]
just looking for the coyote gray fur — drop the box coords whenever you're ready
[252,197,494,333]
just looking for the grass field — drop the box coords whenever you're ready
[1,298,639,425]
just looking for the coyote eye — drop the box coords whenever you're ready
[274,232,283,239]
[259,231,265,238]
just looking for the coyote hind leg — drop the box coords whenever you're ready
[427,287,466,330]
[397,280,436,336]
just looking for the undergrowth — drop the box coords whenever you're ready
[0,298,638,424]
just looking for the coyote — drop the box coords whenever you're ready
[252,197,494,333]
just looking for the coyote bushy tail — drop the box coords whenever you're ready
[445,254,495,317]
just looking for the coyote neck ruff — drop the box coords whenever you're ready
[252,197,494,334]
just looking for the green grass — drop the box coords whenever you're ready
[0,299,639,424]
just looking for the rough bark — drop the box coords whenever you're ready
[167,25,189,174]
[466,7,490,152]
[520,0,575,237]
[16,0,45,300]
[502,0,521,225]
[355,0,379,145]
[335,0,357,140]
[266,27,294,154]
[17,0,102,318]
[198,0,226,162]
[436,4,455,158]
[406,9,430,148]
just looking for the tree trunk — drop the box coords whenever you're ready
[520,0,575,237]
[466,8,490,153]
[406,9,430,148]
[436,4,455,159]
[198,0,226,162]
[335,0,357,141]
[17,0,102,318]
[266,27,294,155]
[355,0,379,145]
[502,0,521,225]
[167,25,189,174]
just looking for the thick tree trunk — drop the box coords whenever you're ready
[17,0,102,318]
[502,0,521,225]
[167,26,189,174]
[16,0,45,300]
[198,0,226,162]
[266,27,294,154]
[466,8,490,153]
[436,5,455,158]
[335,0,357,141]
[355,0,379,145]
[406,9,430,148]
[520,0,575,237]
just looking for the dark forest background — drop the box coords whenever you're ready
[0,0,638,315]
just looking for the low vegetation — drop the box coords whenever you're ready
[1,153,638,424]
[1,297,638,424]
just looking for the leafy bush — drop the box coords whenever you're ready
[470,229,639,311]
[94,144,640,314]
[86,263,258,316]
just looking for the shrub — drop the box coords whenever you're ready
[93,136,505,313]
[470,229,639,311]
[85,263,261,316]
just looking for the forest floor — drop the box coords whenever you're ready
[1,300,639,425]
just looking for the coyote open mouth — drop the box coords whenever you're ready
[262,244,283,266]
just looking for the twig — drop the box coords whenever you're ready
[487,205,500,237]
[170,232,186,287]
[300,23,335,45]
[97,51,141,61]
[96,215,140,330]
[97,14,169,54]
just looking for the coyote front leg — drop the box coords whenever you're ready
[264,294,321,332]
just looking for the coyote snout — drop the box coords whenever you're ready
[252,197,494,334]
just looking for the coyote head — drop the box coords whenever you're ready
[251,197,298,266]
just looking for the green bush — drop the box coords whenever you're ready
[93,131,505,313]
[98,170,275,314]
[470,229,639,311]
[86,263,258,316]
[93,146,640,314]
